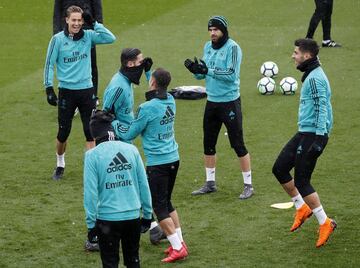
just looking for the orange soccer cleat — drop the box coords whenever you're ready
[161,246,188,263]
[316,218,337,248]
[164,242,188,255]
[290,203,313,232]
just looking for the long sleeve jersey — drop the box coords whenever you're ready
[195,38,242,102]
[112,92,179,166]
[102,71,151,142]
[298,66,333,135]
[84,140,152,229]
[44,22,115,90]
[53,0,103,34]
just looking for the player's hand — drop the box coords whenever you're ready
[143,57,153,72]
[87,227,98,243]
[83,12,94,25]
[184,57,196,73]
[196,59,208,74]
[46,86,58,106]
[307,135,328,158]
[140,218,152,233]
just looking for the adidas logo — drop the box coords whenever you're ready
[107,152,132,173]
[160,106,175,125]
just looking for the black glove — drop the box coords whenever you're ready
[143,57,153,72]
[87,227,98,243]
[307,135,328,158]
[82,12,94,25]
[195,59,208,75]
[140,218,152,234]
[184,58,196,73]
[46,87,58,106]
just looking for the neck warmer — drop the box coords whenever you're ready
[120,65,144,85]
[145,89,168,101]
[297,57,320,82]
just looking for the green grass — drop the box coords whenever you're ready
[0,0,360,267]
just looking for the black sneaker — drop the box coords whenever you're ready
[322,40,341,47]
[191,181,217,195]
[52,167,64,180]
[150,225,167,245]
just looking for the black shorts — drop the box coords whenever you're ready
[146,161,179,221]
[273,132,328,186]
[96,218,141,268]
[203,98,245,155]
[57,87,96,141]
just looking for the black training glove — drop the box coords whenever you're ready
[143,57,153,72]
[184,57,196,73]
[87,227,98,243]
[82,12,94,25]
[46,86,58,106]
[307,135,328,158]
[195,59,208,75]
[140,218,152,234]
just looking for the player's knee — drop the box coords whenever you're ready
[154,206,170,222]
[57,123,71,143]
[233,145,248,157]
[295,180,315,197]
[272,163,292,184]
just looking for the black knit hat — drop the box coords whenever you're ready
[208,15,228,35]
[89,110,116,143]
[120,48,142,67]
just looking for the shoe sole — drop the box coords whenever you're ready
[316,220,337,248]
[290,212,313,232]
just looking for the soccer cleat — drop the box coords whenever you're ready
[84,240,100,252]
[290,203,313,232]
[316,218,337,248]
[191,181,217,195]
[161,246,188,263]
[164,242,188,255]
[52,167,64,180]
[322,40,341,48]
[239,184,254,200]
[150,225,167,245]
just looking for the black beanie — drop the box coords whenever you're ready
[208,15,228,35]
[89,110,116,144]
[120,48,141,67]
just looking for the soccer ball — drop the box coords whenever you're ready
[257,77,276,95]
[260,61,279,77]
[279,77,298,95]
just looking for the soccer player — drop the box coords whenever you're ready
[44,5,115,180]
[272,38,336,248]
[53,0,104,101]
[306,0,341,47]
[102,48,165,245]
[112,68,188,263]
[184,16,254,199]
[84,110,152,268]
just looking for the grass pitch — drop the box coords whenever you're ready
[0,0,359,267]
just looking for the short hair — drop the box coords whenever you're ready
[121,48,142,67]
[294,38,319,58]
[66,5,83,18]
[152,68,171,90]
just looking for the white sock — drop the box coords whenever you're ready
[242,171,252,185]
[56,153,65,168]
[313,205,327,225]
[167,233,182,250]
[323,39,331,44]
[175,227,183,242]
[291,194,305,210]
[206,168,215,182]
[149,221,158,231]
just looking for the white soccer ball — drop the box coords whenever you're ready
[257,77,276,95]
[279,77,298,95]
[260,61,279,77]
